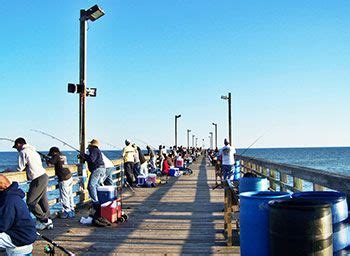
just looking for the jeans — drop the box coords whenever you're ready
[133,162,141,178]
[221,165,233,180]
[59,177,75,213]
[26,174,50,223]
[0,232,33,255]
[88,167,106,203]
[104,167,115,186]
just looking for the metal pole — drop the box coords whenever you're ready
[215,124,218,148]
[79,10,87,163]
[195,137,198,147]
[192,135,195,148]
[228,92,232,144]
[187,129,190,149]
[175,116,177,147]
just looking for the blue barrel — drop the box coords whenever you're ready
[233,160,240,181]
[240,191,291,256]
[239,177,269,193]
[292,191,349,252]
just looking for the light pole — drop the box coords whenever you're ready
[187,129,191,149]
[195,137,198,148]
[192,134,195,148]
[175,114,181,147]
[202,138,205,148]
[68,5,105,163]
[209,132,213,149]
[221,92,232,144]
[212,122,217,148]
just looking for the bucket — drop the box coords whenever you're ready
[269,199,333,256]
[292,191,349,252]
[239,191,291,256]
[97,186,118,204]
[239,177,269,193]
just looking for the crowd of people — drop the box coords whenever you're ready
[0,137,205,254]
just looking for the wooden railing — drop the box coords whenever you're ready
[3,158,124,214]
[223,154,350,246]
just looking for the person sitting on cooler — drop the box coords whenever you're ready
[0,174,37,255]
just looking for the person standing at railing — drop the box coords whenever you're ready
[12,137,53,231]
[147,145,156,172]
[0,174,37,255]
[81,139,106,218]
[46,147,75,219]
[122,140,136,186]
[138,146,148,176]
[219,139,236,181]
[101,153,115,186]
[133,144,141,178]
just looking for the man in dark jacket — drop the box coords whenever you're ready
[83,139,106,204]
[0,174,36,255]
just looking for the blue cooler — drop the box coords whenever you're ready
[169,168,176,176]
[97,186,118,204]
[137,175,146,186]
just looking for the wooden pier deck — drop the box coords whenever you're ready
[32,156,239,255]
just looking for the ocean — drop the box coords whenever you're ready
[1,147,350,176]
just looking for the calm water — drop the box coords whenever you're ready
[236,147,350,176]
[1,147,350,176]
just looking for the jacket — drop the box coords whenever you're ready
[47,154,72,182]
[85,146,105,172]
[17,144,46,181]
[123,145,135,163]
[0,182,37,246]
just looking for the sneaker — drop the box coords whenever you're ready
[36,219,54,230]
[68,211,75,218]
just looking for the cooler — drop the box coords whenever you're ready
[137,175,146,186]
[100,200,118,223]
[147,174,157,184]
[97,186,118,204]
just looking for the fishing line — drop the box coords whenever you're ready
[30,129,81,153]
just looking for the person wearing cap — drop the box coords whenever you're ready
[0,174,37,255]
[12,137,53,231]
[122,140,136,186]
[219,139,236,181]
[83,139,106,205]
[133,144,141,178]
[46,147,75,219]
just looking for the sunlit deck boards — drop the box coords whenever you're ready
[33,156,239,255]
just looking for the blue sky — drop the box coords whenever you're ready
[1,0,350,151]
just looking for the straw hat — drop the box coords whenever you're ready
[89,139,100,147]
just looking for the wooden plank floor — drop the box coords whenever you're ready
[33,156,240,255]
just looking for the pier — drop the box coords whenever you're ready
[29,156,239,255]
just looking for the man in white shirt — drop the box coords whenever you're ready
[102,153,115,186]
[12,138,53,231]
[219,139,236,181]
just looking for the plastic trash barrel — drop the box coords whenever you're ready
[233,160,240,181]
[269,199,333,256]
[292,191,349,252]
[240,191,291,256]
[239,177,269,193]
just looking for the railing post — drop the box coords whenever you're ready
[313,183,325,191]
[270,169,277,191]
[280,173,288,192]
[293,177,303,191]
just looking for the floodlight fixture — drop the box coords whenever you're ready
[81,5,105,22]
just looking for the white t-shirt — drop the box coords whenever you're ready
[219,145,236,166]
[17,144,46,180]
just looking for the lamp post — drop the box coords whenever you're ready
[187,129,191,149]
[192,134,195,148]
[209,132,213,149]
[68,5,105,163]
[221,92,232,144]
[195,137,198,148]
[212,122,217,148]
[175,114,181,147]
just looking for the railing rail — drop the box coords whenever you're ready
[3,158,124,214]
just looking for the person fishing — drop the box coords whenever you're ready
[101,152,115,186]
[147,145,156,172]
[122,140,136,186]
[219,138,236,181]
[46,147,75,219]
[137,146,148,176]
[0,174,37,255]
[80,139,106,217]
[12,138,53,231]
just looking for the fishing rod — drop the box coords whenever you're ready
[133,138,156,150]
[238,134,264,157]
[0,138,14,143]
[37,232,75,256]
[30,129,81,153]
